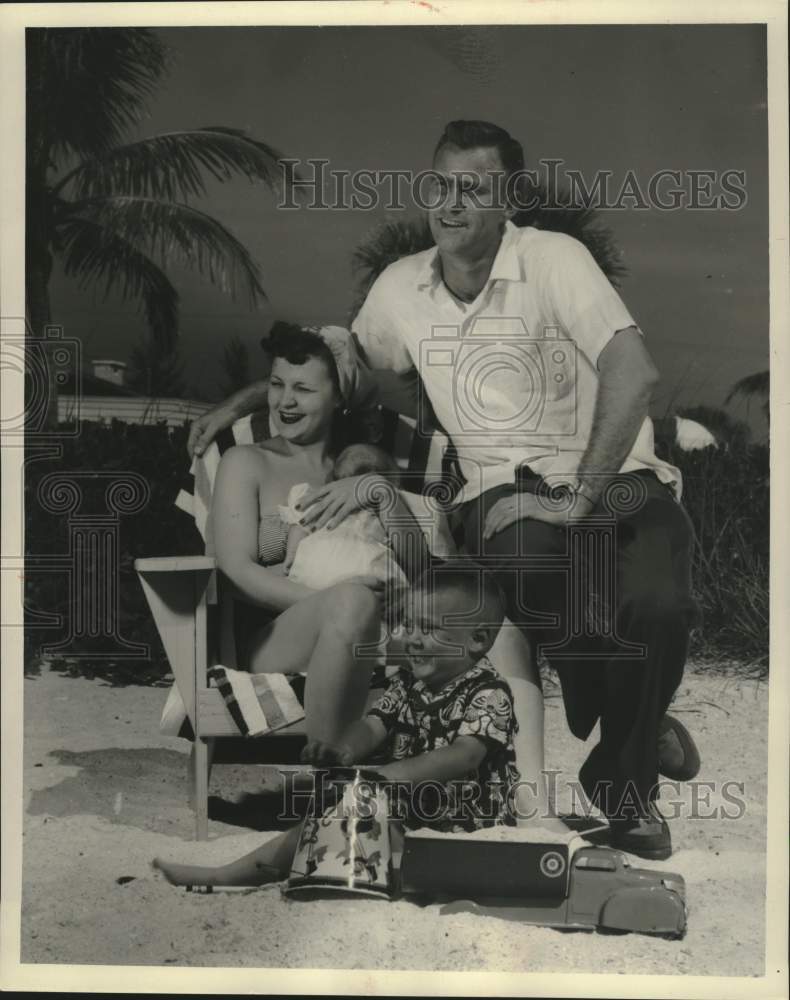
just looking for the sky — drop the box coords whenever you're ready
[46,23,769,432]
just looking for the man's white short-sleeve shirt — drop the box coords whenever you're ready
[352,221,681,503]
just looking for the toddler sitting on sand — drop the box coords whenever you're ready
[154,564,521,889]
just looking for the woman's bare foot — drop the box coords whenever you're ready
[152,857,283,889]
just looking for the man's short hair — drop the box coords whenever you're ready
[434,120,525,186]
[415,559,506,633]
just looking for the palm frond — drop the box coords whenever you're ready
[57,128,287,202]
[57,215,179,348]
[27,28,170,163]
[349,219,433,322]
[352,218,434,281]
[514,185,627,286]
[65,195,266,305]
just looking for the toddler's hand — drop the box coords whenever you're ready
[300,740,355,767]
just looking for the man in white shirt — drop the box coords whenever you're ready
[188,120,699,859]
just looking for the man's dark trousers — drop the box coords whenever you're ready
[458,470,698,820]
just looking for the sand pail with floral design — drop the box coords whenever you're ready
[284,767,393,899]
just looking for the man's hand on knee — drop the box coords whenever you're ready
[484,490,594,539]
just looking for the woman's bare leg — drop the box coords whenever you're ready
[246,590,332,674]
[154,823,302,888]
[246,582,382,744]
[487,621,553,825]
[301,583,381,744]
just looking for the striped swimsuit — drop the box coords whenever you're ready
[257,511,289,566]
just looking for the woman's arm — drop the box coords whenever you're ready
[212,446,316,613]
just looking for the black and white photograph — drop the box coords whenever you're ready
[1,1,788,995]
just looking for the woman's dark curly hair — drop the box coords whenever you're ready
[260,321,341,397]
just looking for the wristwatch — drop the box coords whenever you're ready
[568,477,598,508]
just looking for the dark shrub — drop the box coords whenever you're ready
[661,439,769,672]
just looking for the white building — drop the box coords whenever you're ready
[57,359,212,429]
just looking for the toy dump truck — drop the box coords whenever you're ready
[400,830,686,938]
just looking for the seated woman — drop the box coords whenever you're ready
[211,321,428,749]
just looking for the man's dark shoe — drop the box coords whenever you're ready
[658,714,701,781]
[609,803,672,861]
[578,761,673,861]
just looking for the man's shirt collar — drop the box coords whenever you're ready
[416,220,523,294]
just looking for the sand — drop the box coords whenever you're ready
[18,663,768,975]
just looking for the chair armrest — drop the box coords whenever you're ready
[134,555,216,573]
[135,555,217,726]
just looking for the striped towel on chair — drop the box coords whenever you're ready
[208,666,305,737]
[175,414,257,545]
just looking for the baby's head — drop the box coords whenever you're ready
[397,561,505,691]
[332,443,399,481]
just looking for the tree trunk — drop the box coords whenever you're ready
[26,165,59,430]
[25,259,60,432]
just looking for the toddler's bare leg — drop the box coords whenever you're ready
[154,823,302,888]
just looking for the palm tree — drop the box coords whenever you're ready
[350,218,435,321]
[512,200,627,286]
[26,28,287,425]
[349,184,627,322]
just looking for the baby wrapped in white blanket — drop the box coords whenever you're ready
[279,444,411,592]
